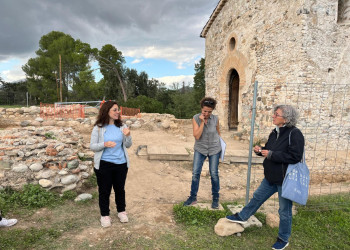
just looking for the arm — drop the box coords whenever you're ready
[193,117,205,140]
[122,125,132,148]
[90,126,105,152]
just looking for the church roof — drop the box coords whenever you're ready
[200,0,228,38]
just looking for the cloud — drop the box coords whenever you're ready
[131,59,143,64]
[0,0,217,61]
[0,0,218,82]
[1,70,25,82]
[155,75,194,88]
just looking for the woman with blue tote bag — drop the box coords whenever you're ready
[226,105,304,250]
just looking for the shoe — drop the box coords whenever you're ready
[272,238,289,250]
[183,196,197,206]
[0,218,18,227]
[118,212,129,223]
[100,216,111,227]
[226,213,247,224]
[211,199,219,209]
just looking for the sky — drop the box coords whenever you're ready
[0,0,219,87]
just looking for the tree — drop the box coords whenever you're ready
[95,44,127,102]
[193,58,205,105]
[22,31,93,103]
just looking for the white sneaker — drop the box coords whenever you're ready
[118,212,128,223]
[100,216,111,227]
[0,218,18,227]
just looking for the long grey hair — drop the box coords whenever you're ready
[274,105,299,127]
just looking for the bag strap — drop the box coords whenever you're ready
[288,128,305,163]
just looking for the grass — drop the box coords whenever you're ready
[0,188,349,249]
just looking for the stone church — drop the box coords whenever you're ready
[201,0,350,132]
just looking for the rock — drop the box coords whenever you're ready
[39,179,53,188]
[214,218,245,236]
[161,120,170,129]
[42,120,55,126]
[130,123,142,129]
[17,151,25,157]
[31,121,41,127]
[46,146,58,156]
[35,117,44,123]
[81,172,89,178]
[79,164,88,171]
[62,183,77,192]
[12,163,29,172]
[29,162,44,172]
[74,193,93,202]
[36,169,55,179]
[266,213,279,228]
[59,170,69,175]
[67,159,79,169]
[20,120,31,127]
[61,174,78,185]
[78,153,85,158]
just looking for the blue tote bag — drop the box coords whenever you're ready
[281,130,310,205]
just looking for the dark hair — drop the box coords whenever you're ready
[200,97,217,109]
[274,105,299,127]
[94,101,123,127]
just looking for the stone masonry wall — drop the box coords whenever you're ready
[0,107,190,191]
[204,0,350,173]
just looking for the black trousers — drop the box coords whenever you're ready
[94,160,128,216]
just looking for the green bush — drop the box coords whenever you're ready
[0,184,60,213]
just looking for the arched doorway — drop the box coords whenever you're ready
[228,69,239,129]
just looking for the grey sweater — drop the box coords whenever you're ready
[90,124,132,169]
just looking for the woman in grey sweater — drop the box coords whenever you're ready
[90,101,132,227]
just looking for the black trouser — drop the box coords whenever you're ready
[94,160,128,216]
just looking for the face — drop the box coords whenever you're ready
[201,106,213,119]
[108,104,120,121]
[272,108,286,127]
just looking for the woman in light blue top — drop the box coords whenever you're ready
[90,101,132,227]
[183,97,222,209]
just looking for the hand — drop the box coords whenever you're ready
[104,141,116,148]
[254,146,261,153]
[260,150,269,157]
[199,114,205,122]
[123,127,130,136]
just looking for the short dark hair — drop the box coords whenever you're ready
[94,100,123,127]
[200,97,217,109]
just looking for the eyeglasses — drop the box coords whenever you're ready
[273,112,283,117]
[203,100,215,105]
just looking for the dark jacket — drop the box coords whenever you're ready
[258,126,304,185]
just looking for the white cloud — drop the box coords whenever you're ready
[1,69,26,82]
[155,75,194,88]
[125,46,199,70]
[131,58,143,64]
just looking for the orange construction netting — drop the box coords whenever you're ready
[40,103,85,119]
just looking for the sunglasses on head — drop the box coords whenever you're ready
[203,100,215,105]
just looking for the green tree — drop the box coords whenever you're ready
[125,95,163,113]
[193,58,205,105]
[96,44,127,102]
[22,31,93,103]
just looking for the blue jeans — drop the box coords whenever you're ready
[238,178,293,242]
[190,150,221,199]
